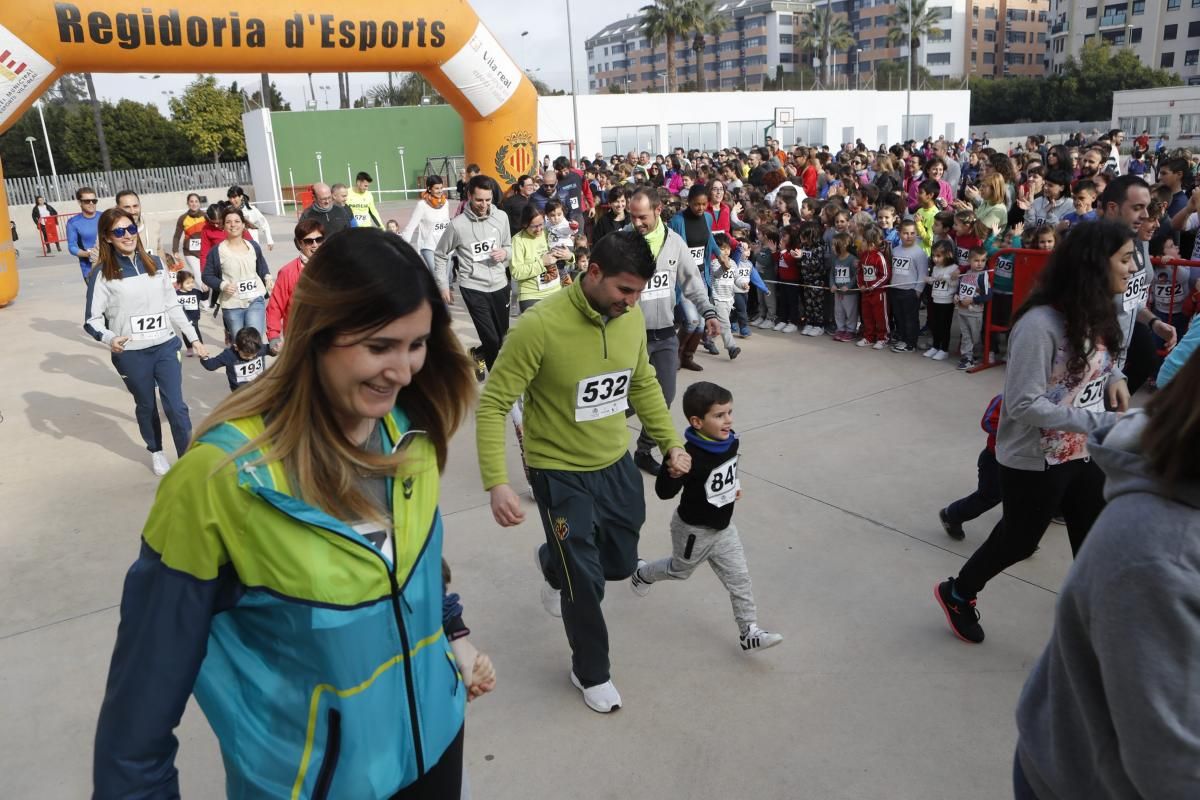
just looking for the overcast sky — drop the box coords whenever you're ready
[90,0,642,112]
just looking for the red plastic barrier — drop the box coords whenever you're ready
[969,248,1051,373]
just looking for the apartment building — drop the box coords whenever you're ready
[1047,0,1200,85]
[587,0,1046,91]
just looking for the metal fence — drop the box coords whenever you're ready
[4,161,252,206]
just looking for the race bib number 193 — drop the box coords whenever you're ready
[234,356,266,384]
[575,369,632,421]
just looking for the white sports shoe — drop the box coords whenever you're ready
[855,338,870,347]
[571,671,622,713]
[872,340,887,350]
[772,321,787,331]
[535,546,562,618]
[151,451,170,477]
[756,318,773,329]
[781,323,799,334]
[932,349,949,361]
[740,624,784,653]
[630,559,652,597]
[922,347,937,358]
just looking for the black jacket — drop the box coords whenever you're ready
[655,428,740,530]
[299,203,355,237]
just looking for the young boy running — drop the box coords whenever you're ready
[631,381,783,653]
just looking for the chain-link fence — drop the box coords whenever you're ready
[5,161,251,206]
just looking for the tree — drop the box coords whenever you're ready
[798,7,854,83]
[169,75,246,164]
[886,0,944,78]
[363,73,445,107]
[689,0,728,92]
[62,99,191,171]
[83,72,112,175]
[250,80,292,111]
[874,59,932,90]
[338,73,351,109]
[641,0,692,92]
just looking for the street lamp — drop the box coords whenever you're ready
[315,151,324,183]
[853,48,863,90]
[24,136,42,184]
[905,10,913,141]
[564,0,582,163]
[657,71,667,93]
[319,84,331,107]
[33,100,61,202]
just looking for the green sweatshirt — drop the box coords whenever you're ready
[510,229,568,302]
[476,279,683,489]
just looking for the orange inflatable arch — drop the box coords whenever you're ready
[0,0,538,306]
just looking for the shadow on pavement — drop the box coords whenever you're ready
[30,317,88,345]
[23,390,147,466]
[39,352,120,389]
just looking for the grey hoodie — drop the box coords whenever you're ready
[432,205,512,293]
[1016,411,1200,800]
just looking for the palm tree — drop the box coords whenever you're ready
[886,0,944,71]
[641,0,692,92]
[798,8,854,84]
[689,0,728,92]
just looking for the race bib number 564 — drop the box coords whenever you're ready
[575,369,631,421]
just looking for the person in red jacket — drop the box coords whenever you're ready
[800,153,820,199]
[939,394,1003,541]
[855,225,891,348]
[265,219,324,352]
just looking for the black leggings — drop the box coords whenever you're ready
[1122,321,1157,394]
[389,725,465,799]
[929,302,954,352]
[459,285,512,370]
[955,459,1106,597]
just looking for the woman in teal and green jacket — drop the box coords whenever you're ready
[93,228,489,799]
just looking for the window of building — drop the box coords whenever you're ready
[600,125,660,155]
[1035,53,1045,64]
[1132,0,1145,12]
[778,13,793,24]
[744,15,766,27]
[668,122,720,151]
[793,118,827,146]
[875,14,888,25]
[984,29,997,41]
[781,51,795,62]
[874,37,888,47]
[929,28,952,41]
[928,52,952,65]
[973,5,979,17]
[728,120,773,148]
[1165,24,1178,39]
[1085,6,1097,17]
[972,28,978,40]
[612,44,625,54]
[971,51,977,63]
[985,7,997,18]
[1189,21,1200,36]
[745,35,768,47]
[831,1,848,11]
[984,51,995,63]
[1187,50,1200,66]
[1038,32,1048,42]
[1130,27,1141,43]
[588,65,596,74]
[1166,0,1179,8]
[744,55,768,66]
[1180,113,1200,136]
[780,33,794,44]
[1162,52,1175,68]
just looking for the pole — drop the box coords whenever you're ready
[564,0,582,162]
[905,8,912,141]
[398,147,409,199]
[374,161,381,203]
[35,101,61,202]
[25,138,42,183]
[347,164,352,186]
[288,167,296,214]
[316,152,324,184]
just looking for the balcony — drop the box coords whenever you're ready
[1049,21,1068,37]
[1099,12,1127,28]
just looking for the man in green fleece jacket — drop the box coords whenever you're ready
[478,230,690,714]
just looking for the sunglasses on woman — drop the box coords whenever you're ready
[301,235,324,245]
[111,224,139,238]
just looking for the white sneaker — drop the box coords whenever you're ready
[630,559,652,597]
[756,318,773,329]
[535,546,562,618]
[855,337,870,347]
[749,316,764,327]
[570,671,622,713]
[772,321,787,331]
[932,349,949,361]
[781,323,798,334]
[922,347,937,358]
[151,451,170,476]
[800,325,813,336]
[740,624,784,653]
[872,340,887,350]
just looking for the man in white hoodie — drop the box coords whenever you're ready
[434,174,513,379]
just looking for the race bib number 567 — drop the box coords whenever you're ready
[575,369,631,421]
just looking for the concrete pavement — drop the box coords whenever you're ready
[0,210,1071,799]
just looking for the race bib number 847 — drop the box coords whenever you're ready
[705,455,739,508]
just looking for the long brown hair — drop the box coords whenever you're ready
[194,228,475,523]
[1142,346,1200,486]
[96,207,158,280]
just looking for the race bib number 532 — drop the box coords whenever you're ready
[575,369,632,421]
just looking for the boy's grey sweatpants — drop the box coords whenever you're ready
[640,511,757,633]
[833,292,859,333]
[957,308,983,358]
[714,298,737,351]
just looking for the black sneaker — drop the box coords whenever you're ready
[469,348,487,383]
[935,579,984,644]
[728,346,741,360]
[939,508,965,541]
[634,450,661,476]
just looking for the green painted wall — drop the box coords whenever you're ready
[270,106,465,196]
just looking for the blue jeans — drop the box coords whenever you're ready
[222,296,267,339]
[420,248,436,275]
[110,337,191,456]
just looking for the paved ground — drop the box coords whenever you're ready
[0,208,1074,799]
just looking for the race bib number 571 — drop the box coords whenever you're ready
[575,369,631,421]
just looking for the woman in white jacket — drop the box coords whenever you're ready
[402,175,451,274]
[228,186,274,250]
[84,207,210,476]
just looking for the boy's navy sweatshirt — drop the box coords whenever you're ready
[201,344,269,392]
[655,427,740,530]
[175,286,210,324]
